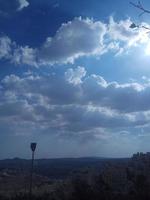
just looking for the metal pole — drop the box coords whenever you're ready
[29,143,37,200]
[29,151,34,199]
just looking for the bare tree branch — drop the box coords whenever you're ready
[129,1,150,32]
[129,22,150,33]
[141,25,150,33]
[130,1,150,16]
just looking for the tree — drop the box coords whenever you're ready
[130,1,150,32]
[130,1,150,16]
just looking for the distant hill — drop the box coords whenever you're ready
[0,157,129,179]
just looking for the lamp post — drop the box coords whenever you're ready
[29,142,37,199]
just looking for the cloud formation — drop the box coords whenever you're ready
[17,0,29,11]
[0,0,29,17]
[38,17,106,65]
[0,36,13,60]
[1,66,150,157]
[0,17,148,66]
[65,66,86,85]
[1,67,150,139]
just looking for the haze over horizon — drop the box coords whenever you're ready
[1,0,150,159]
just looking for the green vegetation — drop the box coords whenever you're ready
[1,154,150,200]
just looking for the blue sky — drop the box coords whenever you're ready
[1,0,150,158]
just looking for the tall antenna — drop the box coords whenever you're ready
[29,142,37,199]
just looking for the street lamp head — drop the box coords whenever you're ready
[30,143,37,152]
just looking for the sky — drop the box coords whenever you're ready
[1,0,150,159]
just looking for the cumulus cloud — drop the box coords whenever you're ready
[108,17,143,44]
[38,17,107,65]
[1,16,148,66]
[107,17,149,54]
[0,37,37,66]
[82,75,150,112]
[17,0,29,11]
[65,66,86,85]
[1,67,150,138]
[1,67,150,157]
[0,17,106,66]
[0,36,13,60]
[38,17,149,64]
[2,66,150,116]
[12,46,37,66]
[0,0,29,16]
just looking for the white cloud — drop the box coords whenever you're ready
[0,17,149,66]
[1,67,150,134]
[3,67,150,114]
[12,46,37,67]
[108,17,139,43]
[1,68,150,156]
[0,17,107,66]
[108,17,149,54]
[0,36,13,60]
[0,0,29,16]
[17,0,29,11]
[65,66,86,85]
[38,17,107,65]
